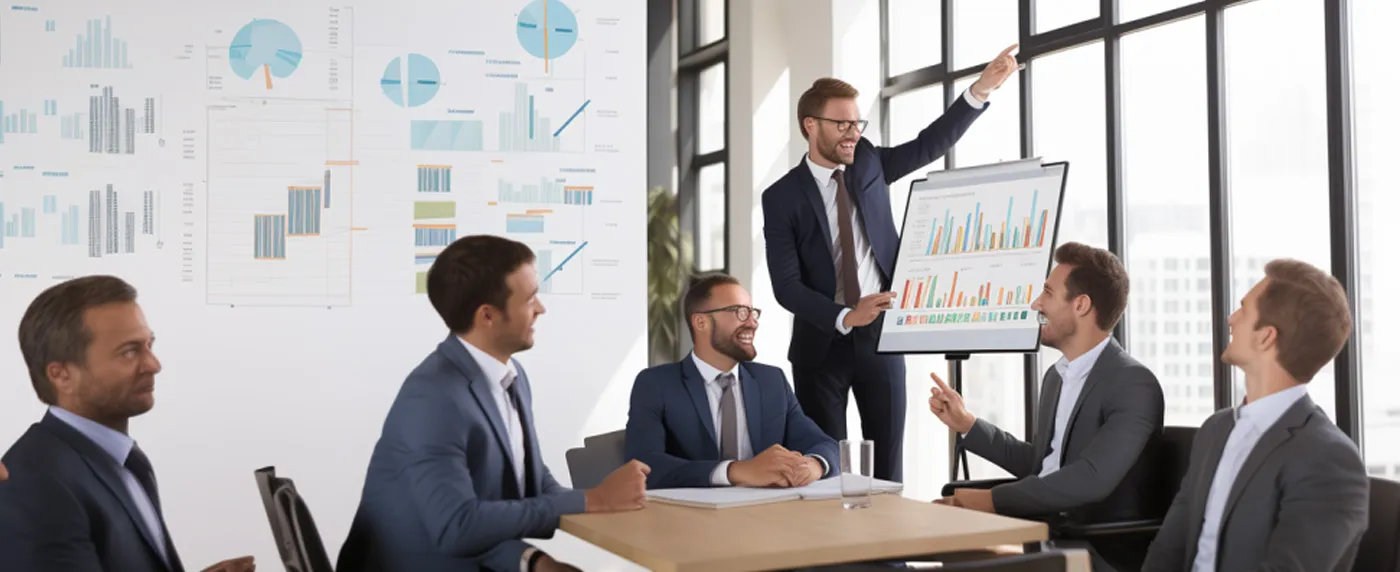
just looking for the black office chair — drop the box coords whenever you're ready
[804,548,1093,571]
[1353,476,1400,572]
[253,466,334,572]
[564,429,627,489]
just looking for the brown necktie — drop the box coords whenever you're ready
[833,170,862,307]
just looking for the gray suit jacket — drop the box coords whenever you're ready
[1142,394,1369,572]
[337,335,586,572]
[961,339,1165,521]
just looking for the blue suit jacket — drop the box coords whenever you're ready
[0,413,185,572]
[762,96,986,365]
[337,335,585,572]
[624,358,839,489]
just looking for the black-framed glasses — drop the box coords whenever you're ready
[808,116,868,134]
[695,305,762,322]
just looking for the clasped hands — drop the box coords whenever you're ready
[729,444,824,488]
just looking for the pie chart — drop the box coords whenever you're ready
[517,0,578,61]
[229,19,302,89]
[381,54,441,108]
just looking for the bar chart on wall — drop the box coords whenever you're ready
[879,161,1068,354]
[0,169,163,279]
[409,81,588,154]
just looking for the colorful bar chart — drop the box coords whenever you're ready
[254,215,287,259]
[417,165,451,192]
[896,310,1033,327]
[923,189,1049,256]
[506,211,547,233]
[64,16,132,69]
[899,271,1036,310]
[287,186,322,235]
[413,224,457,247]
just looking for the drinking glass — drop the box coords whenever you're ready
[839,439,874,509]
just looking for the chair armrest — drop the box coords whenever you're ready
[940,478,1018,497]
[1055,518,1163,538]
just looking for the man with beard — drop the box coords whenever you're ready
[0,275,256,572]
[625,273,838,489]
[1142,259,1367,572]
[337,235,649,572]
[928,242,1165,572]
[762,45,1019,483]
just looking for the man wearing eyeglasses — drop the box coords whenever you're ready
[761,45,1020,482]
[625,273,838,489]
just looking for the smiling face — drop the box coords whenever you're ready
[1222,278,1272,369]
[49,301,161,427]
[483,262,546,354]
[809,98,862,166]
[1030,263,1091,350]
[694,283,759,363]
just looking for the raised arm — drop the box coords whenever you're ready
[624,372,725,488]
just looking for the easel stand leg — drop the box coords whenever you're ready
[947,354,971,483]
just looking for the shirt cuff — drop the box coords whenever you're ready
[807,453,831,477]
[835,308,854,335]
[711,461,733,486]
[963,88,987,110]
[520,547,539,572]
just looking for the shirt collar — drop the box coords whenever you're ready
[805,153,843,187]
[1053,335,1114,381]
[691,352,739,386]
[1235,384,1309,431]
[457,337,518,390]
[48,405,135,465]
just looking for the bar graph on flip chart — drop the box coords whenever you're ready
[879,160,1068,355]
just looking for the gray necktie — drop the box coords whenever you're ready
[718,373,739,460]
[833,170,861,307]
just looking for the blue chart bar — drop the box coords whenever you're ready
[414,254,438,265]
[254,215,286,259]
[410,120,483,152]
[499,83,560,152]
[414,225,456,247]
[506,214,545,234]
[287,186,322,235]
[65,16,131,69]
[43,196,58,214]
[21,208,36,238]
[61,113,84,140]
[553,99,591,137]
[417,165,451,192]
[536,250,554,293]
[62,206,80,246]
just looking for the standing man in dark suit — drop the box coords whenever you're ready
[338,235,650,572]
[625,273,839,489]
[762,45,1020,482]
[927,242,1164,571]
[0,275,255,572]
[1143,259,1369,572]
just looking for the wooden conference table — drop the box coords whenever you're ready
[560,494,1050,572]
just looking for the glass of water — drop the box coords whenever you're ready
[840,439,874,509]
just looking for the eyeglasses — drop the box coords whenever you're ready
[695,305,762,322]
[808,116,869,134]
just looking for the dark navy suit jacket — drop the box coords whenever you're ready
[624,357,839,489]
[762,95,986,365]
[337,335,584,572]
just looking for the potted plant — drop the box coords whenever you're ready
[647,186,692,365]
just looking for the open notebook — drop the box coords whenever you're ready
[647,477,904,509]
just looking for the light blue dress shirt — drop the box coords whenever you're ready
[1041,335,1113,477]
[48,405,169,565]
[1191,384,1310,572]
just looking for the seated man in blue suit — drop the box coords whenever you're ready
[626,273,839,489]
[338,235,650,572]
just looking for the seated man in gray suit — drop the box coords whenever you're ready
[1142,259,1369,572]
[338,235,650,572]
[625,273,839,489]
[927,242,1165,570]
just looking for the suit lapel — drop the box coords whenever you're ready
[511,361,544,496]
[438,336,515,467]
[1220,396,1316,522]
[680,358,720,451]
[794,161,834,256]
[1185,415,1235,559]
[39,414,171,570]
[739,363,763,453]
[1061,339,1123,446]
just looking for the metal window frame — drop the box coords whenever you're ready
[676,0,730,274]
[876,0,1368,468]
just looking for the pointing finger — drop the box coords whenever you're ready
[929,371,953,393]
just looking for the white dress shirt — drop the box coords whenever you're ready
[1040,335,1114,476]
[48,406,169,566]
[1191,384,1310,572]
[692,353,753,485]
[458,338,527,496]
[812,89,988,334]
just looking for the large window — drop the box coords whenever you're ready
[677,0,728,272]
[1354,0,1400,476]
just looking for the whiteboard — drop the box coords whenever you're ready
[878,161,1069,354]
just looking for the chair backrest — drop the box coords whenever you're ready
[253,466,335,572]
[565,429,627,489]
[1354,476,1400,572]
[1152,426,1197,516]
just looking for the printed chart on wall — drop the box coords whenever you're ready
[878,160,1069,355]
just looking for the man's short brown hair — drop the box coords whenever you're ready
[1054,242,1129,332]
[1255,259,1352,383]
[797,78,858,140]
[18,275,138,405]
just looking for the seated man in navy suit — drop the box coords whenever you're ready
[626,273,839,489]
